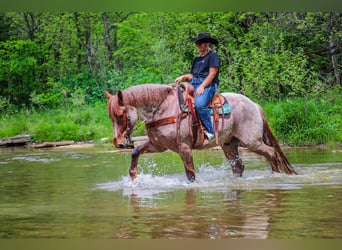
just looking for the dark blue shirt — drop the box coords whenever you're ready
[190,52,220,84]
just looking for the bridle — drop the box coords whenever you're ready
[123,114,145,148]
[118,107,144,149]
[110,103,137,149]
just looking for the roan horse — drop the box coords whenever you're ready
[106,83,297,181]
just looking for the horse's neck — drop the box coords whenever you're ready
[137,97,178,123]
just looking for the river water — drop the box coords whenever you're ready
[0,146,341,239]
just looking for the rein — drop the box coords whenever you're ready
[123,115,135,146]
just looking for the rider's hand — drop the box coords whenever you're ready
[196,85,205,96]
[175,76,183,84]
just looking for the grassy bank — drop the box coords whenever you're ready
[263,97,342,146]
[0,102,113,143]
[0,96,341,146]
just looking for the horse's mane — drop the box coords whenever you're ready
[121,84,174,107]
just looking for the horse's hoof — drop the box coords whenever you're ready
[233,173,243,177]
[232,165,244,177]
[187,174,196,182]
[129,169,138,180]
[232,169,243,177]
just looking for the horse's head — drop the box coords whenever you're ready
[106,91,138,149]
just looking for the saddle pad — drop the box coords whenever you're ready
[210,102,231,115]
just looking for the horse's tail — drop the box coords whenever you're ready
[258,105,297,175]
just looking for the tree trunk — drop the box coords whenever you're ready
[329,38,341,86]
[23,12,37,40]
[73,12,83,72]
[102,12,113,61]
[83,14,93,72]
[327,13,341,87]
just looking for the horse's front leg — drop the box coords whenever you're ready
[129,141,150,180]
[178,143,196,181]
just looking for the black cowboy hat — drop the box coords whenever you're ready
[190,32,218,45]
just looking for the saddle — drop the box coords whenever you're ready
[177,82,230,145]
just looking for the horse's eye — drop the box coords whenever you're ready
[118,114,124,120]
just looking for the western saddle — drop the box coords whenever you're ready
[177,82,228,146]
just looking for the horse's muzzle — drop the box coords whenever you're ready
[113,138,134,149]
[116,143,134,149]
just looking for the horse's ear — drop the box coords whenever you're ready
[105,91,112,99]
[117,90,124,106]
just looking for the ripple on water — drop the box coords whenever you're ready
[10,154,60,163]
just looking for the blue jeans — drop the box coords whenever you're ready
[191,77,217,135]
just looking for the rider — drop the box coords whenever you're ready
[175,32,220,144]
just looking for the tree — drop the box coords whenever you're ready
[0,13,12,41]
[22,12,42,40]
[0,12,340,108]
[102,12,132,67]
[326,12,341,86]
[0,40,43,106]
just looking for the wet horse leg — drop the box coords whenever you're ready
[221,138,245,177]
[129,141,150,180]
[178,143,196,181]
[249,143,280,173]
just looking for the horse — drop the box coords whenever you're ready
[105,83,297,182]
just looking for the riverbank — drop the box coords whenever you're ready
[0,134,148,150]
[1,134,341,153]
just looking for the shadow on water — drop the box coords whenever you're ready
[0,147,341,238]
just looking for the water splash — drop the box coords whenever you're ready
[97,162,342,199]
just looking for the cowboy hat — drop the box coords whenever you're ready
[190,32,218,45]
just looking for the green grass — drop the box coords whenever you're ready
[0,102,113,143]
[262,96,342,146]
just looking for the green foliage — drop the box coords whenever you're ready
[0,96,12,112]
[1,12,341,107]
[221,21,326,100]
[0,13,12,41]
[263,87,342,145]
[0,110,30,136]
[0,39,44,106]
[0,103,113,143]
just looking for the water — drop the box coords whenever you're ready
[0,146,341,238]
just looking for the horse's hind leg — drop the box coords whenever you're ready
[249,143,280,173]
[221,138,245,177]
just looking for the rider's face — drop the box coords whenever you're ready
[196,42,207,54]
